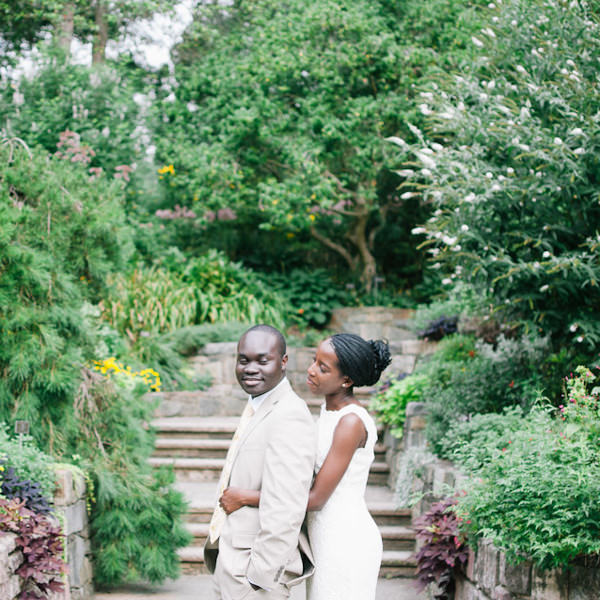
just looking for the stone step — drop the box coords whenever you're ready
[153,438,231,458]
[150,456,388,485]
[152,416,385,444]
[368,462,390,487]
[379,550,417,578]
[152,417,239,439]
[149,457,225,481]
[180,483,412,528]
[153,435,387,461]
[367,504,413,527]
[178,545,415,578]
[378,525,417,552]
[185,522,414,552]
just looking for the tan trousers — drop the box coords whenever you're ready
[213,553,290,600]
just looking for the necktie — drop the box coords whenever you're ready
[208,402,255,543]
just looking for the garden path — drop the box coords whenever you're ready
[94,573,427,599]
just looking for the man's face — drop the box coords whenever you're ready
[235,330,288,397]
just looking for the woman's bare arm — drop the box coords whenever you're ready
[306,413,366,511]
[220,412,366,514]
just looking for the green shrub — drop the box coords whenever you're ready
[370,373,429,438]
[424,335,548,456]
[101,250,287,345]
[0,49,145,177]
[68,368,191,585]
[259,268,351,328]
[0,141,189,586]
[0,139,131,442]
[439,406,527,471]
[0,424,56,499]
[455,367,600,569]
[393,0,600,352]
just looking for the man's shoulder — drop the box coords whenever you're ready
[274,384,312,418]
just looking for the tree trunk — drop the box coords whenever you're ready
[56,2,75,54]
[349,211,377,293]
[310,208,378,293]
[92,1,108,64]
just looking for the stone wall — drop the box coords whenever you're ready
[397,403,600,600]
[0,534,21,600]
[457,540,600,600]
[2,467,93,600]
[53,467,94,600]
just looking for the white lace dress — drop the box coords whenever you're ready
[306,403,383,600]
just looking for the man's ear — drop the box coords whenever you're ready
[281,353,289,369]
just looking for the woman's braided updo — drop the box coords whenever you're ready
[329,333,391,387]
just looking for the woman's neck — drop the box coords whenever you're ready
[324,389,357,411]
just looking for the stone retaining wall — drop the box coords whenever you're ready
[0,534,21,600]
[457,540,600,600]
[2,467,93,600]
[53,467,94,600]
[397,403,600,600]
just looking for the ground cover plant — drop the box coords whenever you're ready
[0,497,66,599]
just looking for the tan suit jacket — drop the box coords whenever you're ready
[204,378,316,599]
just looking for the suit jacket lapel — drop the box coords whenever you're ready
[230,378,291,468]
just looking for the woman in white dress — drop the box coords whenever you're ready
[220,333,391,600]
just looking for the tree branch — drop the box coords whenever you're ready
[310,226,357,270]
[368,202,391,250]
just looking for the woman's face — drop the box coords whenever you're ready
[306,339,351,396]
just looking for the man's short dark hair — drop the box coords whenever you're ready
[242,324,287,357]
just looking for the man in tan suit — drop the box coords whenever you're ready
[204,324,316,599]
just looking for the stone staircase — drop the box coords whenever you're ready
[146,308,434,580]
[149,416,417,577]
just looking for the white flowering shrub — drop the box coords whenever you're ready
[392,0,600,350]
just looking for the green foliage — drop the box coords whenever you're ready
[0,50,146,176]
[394,0,600,351]
[424,335,548,457]
[0,141,189,586]
[67,368,191,585]
[0,140,131,436]
[370,374,429,438]
[455,367,600,569]
[410,284,483,334]
[102,250,287,345]
[121,323,247,391]
[259,268,350,328]
[439,406,527,471]
[153,0,448,288]
[0,425,56,499]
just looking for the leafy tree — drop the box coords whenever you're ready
[152,0,432,290]
[0,0,171,63]
[0,50,147,177]
[394,0,600,349]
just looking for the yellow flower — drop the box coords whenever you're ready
[157,164,175,175]
[286,232,295,239]
[309,214,316,222]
